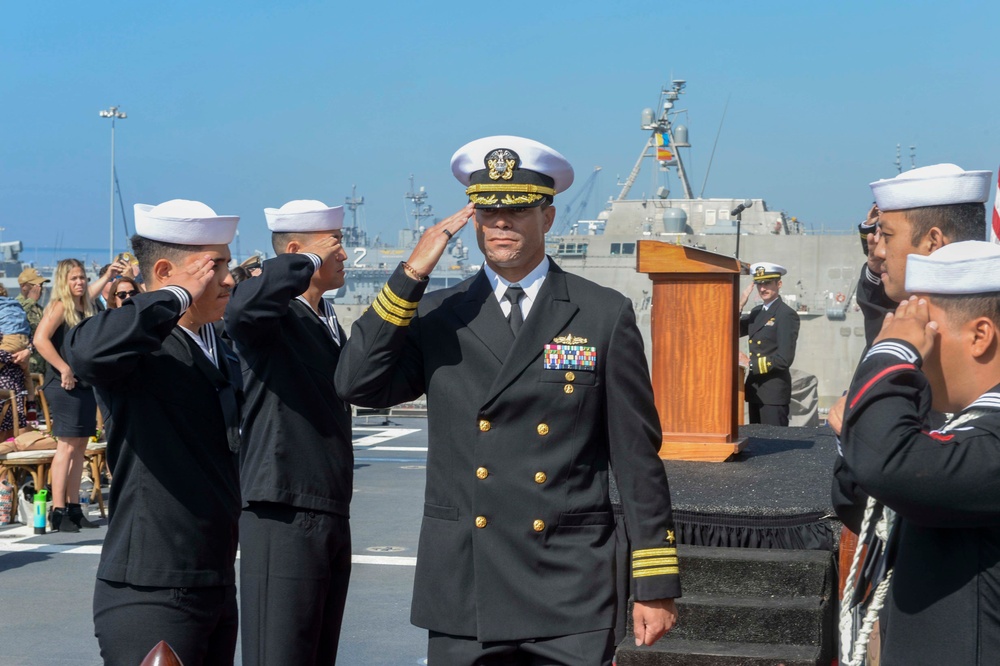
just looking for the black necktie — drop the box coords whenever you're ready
[504,284,525,335]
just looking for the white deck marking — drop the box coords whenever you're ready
[0,541,418,566]
[366,446,428,452]
[353,427,421,448]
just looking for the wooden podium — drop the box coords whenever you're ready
[637,241,748,461]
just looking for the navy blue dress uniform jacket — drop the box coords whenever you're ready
[335,260,681,642]
[838,340,1000,664]
[65,289,242,587]
[224,253,353,515]
[740,297,800,405]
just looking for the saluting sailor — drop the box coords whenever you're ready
[66,200,243,665]
[335,135,681,665]
[224,200,353,666]
[835,240,1000,666]
[739,262,801,426]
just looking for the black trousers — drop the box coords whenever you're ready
[93,578,238,666]
[428,629,615,666]
[239,502,352,666]
[749,402,789,427]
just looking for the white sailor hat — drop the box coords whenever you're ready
[451,135,574,208]
[264,200,344,232]
[134,199,239,245]
[870,163,992,212]
[750,262,787,282]
[906,241,1000,295]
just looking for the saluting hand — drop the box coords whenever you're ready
[865,204,881,273]
[405,203,475,277]
[875,295,938,359]
[301,235,346,265]
[739,282,755,310]
[827,395,847,436]
[167,254,218,303]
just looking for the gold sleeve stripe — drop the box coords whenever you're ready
[372,299,410,327]
[466,183,556,196]
[633,547,678,558]
[380,286,419,310]
[376,291,417,318]
[633,557,679,569]
[757,356,767,374]
[633,566,680,578]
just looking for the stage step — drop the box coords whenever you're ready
[615,639,821,666]
[645,594,826,646]
[616,545,835,666]
[677,545,833,598]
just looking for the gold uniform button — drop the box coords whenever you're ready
[564,371,576,382]
[475,516,488,528]
[476,467,489,480]
[537,423,549,436]
[534,472,547,484]
[479,419,491,432]
[564,384,574,394]
[533,520,545,532]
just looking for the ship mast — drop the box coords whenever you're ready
[345,184,365,229]
[617,80,693,200]
[405,174,435,229]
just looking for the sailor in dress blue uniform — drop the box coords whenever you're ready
[740,262,800,426]
[336,135,681,665]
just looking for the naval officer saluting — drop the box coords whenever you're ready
[66,200,243,665]
[336,136,681,665]
[739,262,801,426]
[224,200,353,666]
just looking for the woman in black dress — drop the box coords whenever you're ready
[33,259,98,532]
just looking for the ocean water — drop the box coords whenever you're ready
[20,247,122,272]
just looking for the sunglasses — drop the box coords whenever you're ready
[115,290,138,300]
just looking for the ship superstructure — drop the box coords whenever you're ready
[327,81,870,406]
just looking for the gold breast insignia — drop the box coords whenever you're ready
[553,334,588,345]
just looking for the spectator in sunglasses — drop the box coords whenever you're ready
[108,276,141,309]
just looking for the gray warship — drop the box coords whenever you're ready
[328,81,870,408]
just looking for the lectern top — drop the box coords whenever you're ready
[636,240,743,275]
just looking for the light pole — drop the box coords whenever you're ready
[99,106,127,264]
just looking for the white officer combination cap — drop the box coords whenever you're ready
[134,199,239,245]
[750,262,787,282]
[451,135,574,208]
[906,241,1000,295]
[870,163,992,212]
[264,199,345,232]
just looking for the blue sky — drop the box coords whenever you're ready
[2,1,999,261]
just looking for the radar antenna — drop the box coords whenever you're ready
[617,80,693,200]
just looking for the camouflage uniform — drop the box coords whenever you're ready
[16,294,46,376]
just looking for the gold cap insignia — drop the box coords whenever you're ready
[486,148,518,181]
[754,266,766,277]
[553,334,588,345]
